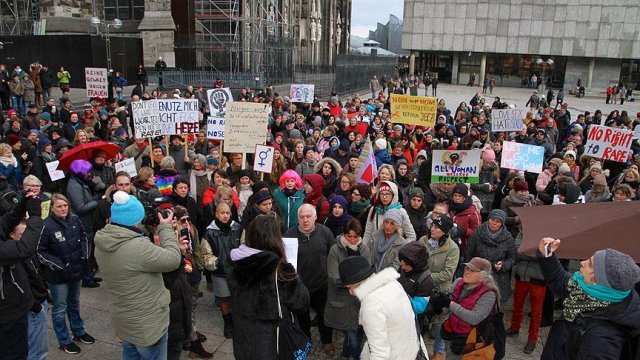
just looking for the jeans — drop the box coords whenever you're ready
[27,301,49,360]
[0,315,28,360]
[341,330,361,359]
[23,100,33,114]
[11,95,23,115]
[122,330,168,360]
[48,280,87,345]
[433,322,445,354]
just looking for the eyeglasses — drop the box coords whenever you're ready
[379,193,393,197]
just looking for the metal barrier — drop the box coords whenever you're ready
[147,70,266,89]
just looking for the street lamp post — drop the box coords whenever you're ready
[90,17,123,71]
[535,58,554,93]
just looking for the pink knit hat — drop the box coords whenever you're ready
[482,147,496,162]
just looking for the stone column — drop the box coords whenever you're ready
[451,52,459,84]
[137,0,176,67]
[479,54,487,87]
[587,57,595,89]
[409,51,416,75]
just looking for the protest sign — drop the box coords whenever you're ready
[206,117,225,140]
[115,158,137,178]
[390,94,437,127]
[282,238,299,271]
[207,88,233,115]
[584,125,633,162]
[132,100,161,137]
[85,68,108,98]
[289,84,315,103]
[501,142,544,173]
[633,125,640,140]
[491,108,525,132]
[46,161,65,181]
[224,102,270,153]
[158,99,200,135]
[253,144,274,173]
[431,150,482,183]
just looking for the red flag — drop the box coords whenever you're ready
[355,138,378,184]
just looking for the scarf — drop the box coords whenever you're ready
[282,187,298,197]
[214,218,231,234]
[340,235,361,251]
[189,169,210,199]
[349,199,370,216]
[0,155,18,168]
[563,272,622,321]
[375,231,398,270]
[506,190,534,205]
[374,201,402,215]
[152,152,164,165]
[325,212,353,236]
[430,184,453,202]
[449,196,473,214]
[40,151,56,163]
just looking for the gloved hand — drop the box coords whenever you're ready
[428,294,452,315]
[26,196,42,217]
[91,176,106,191]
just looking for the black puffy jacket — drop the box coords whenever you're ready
[0,199,43,323]
[36,214,87,284]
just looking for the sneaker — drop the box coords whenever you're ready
[59,342,81,354]
[73,333,95,344]
[524,342,536,354]
[505,328,520,336]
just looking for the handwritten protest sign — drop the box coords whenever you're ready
[431,150,482,183]
[584,125,633,162]
[491,108,525,132]
[224,102,270,153]
[501,142,544,173]
[253,144,274,173]
[633,125,640,140]
[158,99,200,135]
[132,100,161,137]
[206,117,225,140]
[289,84,315,103]
[115,158,137,178]
[85,68,108,98]
[390,94,437,127]
[46,161,65,181]
[207,88,233,115]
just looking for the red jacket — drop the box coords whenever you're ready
[449,204,481,252]
[346,122,368,138]
[303,174,330,223]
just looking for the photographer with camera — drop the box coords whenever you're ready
[94,191,187,359]
[0,186,43,358]
[94,171,142,234]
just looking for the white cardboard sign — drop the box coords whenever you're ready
[46,161,65,181]
[253,144,274,173]
[207,88,233,115]
[206,117,225,140]
[85,67,108,98]
[115,158,138,178]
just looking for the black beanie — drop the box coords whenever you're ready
[452,183,469,198]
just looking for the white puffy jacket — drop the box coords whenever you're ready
[354,267,425,360]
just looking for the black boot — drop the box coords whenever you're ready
[189,339,213,358]
[222,313,233,338]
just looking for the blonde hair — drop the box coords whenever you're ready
[51,193,70,206]
[0,143,12,154]
[23,175,42,186]
[136,167,154,183]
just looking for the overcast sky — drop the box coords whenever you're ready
[351,0,404,38]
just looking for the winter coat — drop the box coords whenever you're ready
[66,175,98,233]
[354,268,421,360]
[538,253,640,360]
[283,224,335,293]
[203,220,242,277]
[420,236,460,291]
[536,169,556,193]
[448,202,481,252]
[397,242,435,298]
[0,208,43,324]
[36,214,87,284]
[169,145,194,178]
[273,188,305,230]
[0,157,23,190]
[406,204,430,240]
[162,262,192,345]
[500,190,535,238]
[374,149,392,168]
[363,230,410,272]
[94,222,181,347]
[324,236,371,331]
[315,157,342,198]
[226,251,309,360]
[363,181,417,246]
[513,254,545,285]
[22,78,35,101]
[465,222,516,300]
[295,159,316,179]
[470,162,499,214]
[31,152,61,193]
[302,174,330,223]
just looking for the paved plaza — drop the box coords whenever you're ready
[41,82,636,359]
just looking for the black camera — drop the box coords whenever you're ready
[143,197,173,225]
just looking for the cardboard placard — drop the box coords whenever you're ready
[431,150,482,183]
[207,88,233,115]
[223,102,270,153]
[390,94,437,127]
[157,99,200,135]
[253,144,274,173]
[85,67,108,98]
[491,108,525,132]
[115,158,138,178]
[501,142,544,173]
[46,160,65,181]
[132,100,161,137]
[282,237,299,271]
[584,125,633,162]
[206,117,225,140]
[289,84,315,103]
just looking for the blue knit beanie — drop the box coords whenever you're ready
[110,191,145,226]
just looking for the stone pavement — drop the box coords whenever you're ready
[46,277,548,359]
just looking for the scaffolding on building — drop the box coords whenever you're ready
[190,0,295,81]
[0,0,39,35]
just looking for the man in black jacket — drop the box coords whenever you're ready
[0,185,44,359]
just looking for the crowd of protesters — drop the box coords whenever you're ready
[0,61,639,360]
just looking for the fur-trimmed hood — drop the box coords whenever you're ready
[353,267,400,301]
[314,157,343,176]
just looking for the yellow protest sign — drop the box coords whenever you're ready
[390,94,437,127]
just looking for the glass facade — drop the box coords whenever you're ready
[104,0,145,21]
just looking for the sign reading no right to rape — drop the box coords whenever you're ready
[584,125,633,162]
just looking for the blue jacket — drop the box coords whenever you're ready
[37,214,87,284]
[375,149,392,168]
[0,159,24,190]
[273,188,305,230]
[538,252,640,360]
